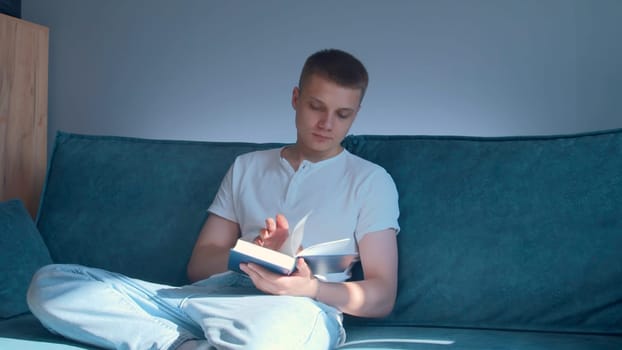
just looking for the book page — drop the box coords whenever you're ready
[278,213,310,256]
[299,238,352,256]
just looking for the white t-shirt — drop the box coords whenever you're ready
[208,147,400,281]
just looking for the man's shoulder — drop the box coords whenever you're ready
[235,147,282,164]
[343,150,388,175]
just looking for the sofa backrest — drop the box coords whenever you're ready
[37,129,622,335]
[343,129,622,335]
[37,132,282,286]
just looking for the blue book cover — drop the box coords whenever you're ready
[227,240,297,275]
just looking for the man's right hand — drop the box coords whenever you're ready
[253,214,289,251]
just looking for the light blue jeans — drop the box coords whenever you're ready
[27,264,345,350]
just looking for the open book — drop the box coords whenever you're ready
[228,214,358,278]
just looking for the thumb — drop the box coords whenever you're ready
[275,214,289,231]
[295,257,312,277]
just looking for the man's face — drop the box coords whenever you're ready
[292,74,362,161]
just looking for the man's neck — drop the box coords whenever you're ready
[281,144,343,171]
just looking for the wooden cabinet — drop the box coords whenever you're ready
[0,13,48,218]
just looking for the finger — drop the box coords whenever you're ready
[247,263,269,277]
[275,214,289,231]
[239,263,251,276]
[265,217,276,233]
[242,264,276,294]
[253,235,264,246]
[294,258,312,277]
[259,228,269,239]
[241,263,264,280]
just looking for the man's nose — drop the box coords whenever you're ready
[318,113,333,130]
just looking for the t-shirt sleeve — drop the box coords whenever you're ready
[354,169,400,242]
[207,162,238,223]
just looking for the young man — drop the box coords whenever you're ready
[28,49,400,350]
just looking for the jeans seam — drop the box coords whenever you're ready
[313,300,346,347]
[113,274,204,338]
[301,308,325,348]
[301,301,344,349]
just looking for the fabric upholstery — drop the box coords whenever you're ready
[343,130,622,334]
[3,315,620,350]
[0,200,52,318]
[342,326,622,350]
[37,132,282,286]
[1,129,619,349]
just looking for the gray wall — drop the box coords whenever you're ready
[22,0,622,147]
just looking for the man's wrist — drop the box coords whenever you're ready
[311,278,321,301]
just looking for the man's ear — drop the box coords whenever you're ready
[291,86,300,110]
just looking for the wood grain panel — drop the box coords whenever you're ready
[0,13,48,218]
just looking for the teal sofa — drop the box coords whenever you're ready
[1,129,621,349]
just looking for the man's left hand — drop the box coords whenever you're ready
[239,258,319,298]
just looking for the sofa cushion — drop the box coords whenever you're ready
[2,315,620,350]
[343,129,622,334]
[341,325,622,350]
[0,314,97,349]
[0,200,52,318]
[36,132,282,286]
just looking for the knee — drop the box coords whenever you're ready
[250,297,337,350]
[27,264,58,314]
[27,264,78,318]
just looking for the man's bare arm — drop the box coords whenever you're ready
[187,214,240,282]
[314,229,398,317]
[242,229,398,318]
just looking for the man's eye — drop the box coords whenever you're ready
[338,113,351,119]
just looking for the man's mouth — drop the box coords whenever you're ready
[312,133,332,141]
